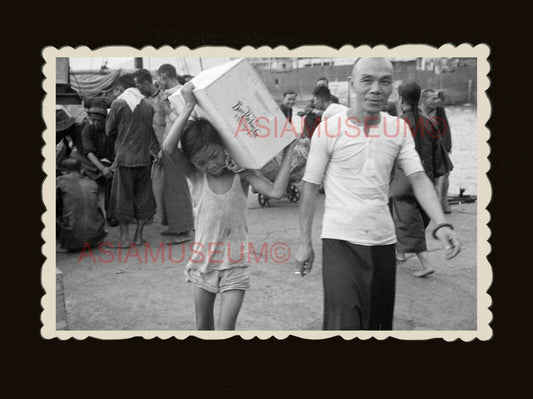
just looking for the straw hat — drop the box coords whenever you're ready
[56,108,76,131]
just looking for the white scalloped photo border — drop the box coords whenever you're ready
[41,44,491,341]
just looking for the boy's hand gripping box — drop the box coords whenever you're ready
[169,58,296,170]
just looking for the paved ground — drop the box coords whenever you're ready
[56,188,477,331]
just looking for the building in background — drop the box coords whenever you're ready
[57,58,81,105]
[64,57,477,112]
[249,57,476,106]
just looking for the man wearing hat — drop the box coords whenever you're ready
[79,97,116,225]
[56,107,84,170]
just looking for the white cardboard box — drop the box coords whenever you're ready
[169,58,296,170]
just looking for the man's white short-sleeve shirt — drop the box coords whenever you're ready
[303,111,424,246]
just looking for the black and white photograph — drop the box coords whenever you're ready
[42,45,490,339]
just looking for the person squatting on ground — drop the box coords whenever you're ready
[295,58,461,331]
[106,74,160,247]
[389,82,452,277]
[150,64,195,244]
[421,89,453,213]
[162,82,298,330]
[57,158,107,252]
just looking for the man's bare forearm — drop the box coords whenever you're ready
[87,152,105,172]
[299,182,320,244]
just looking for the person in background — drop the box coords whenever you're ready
[57,158,106,252]
[295,58,460,330]
[382,100,399,116]
[312,86,348,120]
[280,90,297,122]
[298,77,339,138]
[106,74,160,247]
[133,69,167,227]
[78,97,117,226]
[133,69,166,144]
[421,89,453,213]
[151,63,194,244]
[56,108,84,171]
[390,82,446,277]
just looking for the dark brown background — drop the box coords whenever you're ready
[11,6,530,396]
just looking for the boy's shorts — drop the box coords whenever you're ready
[185,267,250,294]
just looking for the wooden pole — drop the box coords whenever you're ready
[134,57,143,69]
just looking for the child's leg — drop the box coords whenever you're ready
[218,289,245,330]
[193,285,216,330]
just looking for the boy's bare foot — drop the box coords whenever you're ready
[414,269,435,278]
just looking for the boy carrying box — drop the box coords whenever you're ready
[163,82,298,331]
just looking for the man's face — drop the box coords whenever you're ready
[158,73,170,90]
[282,93,297,109]
[112,85,125,99]
[350,58,394,115]
[89,114,105,130]
[134,78,153,97]
[190,144,227,176]
[313,96,326,111]
[423,92,440,111]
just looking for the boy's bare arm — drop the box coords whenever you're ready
[242,140,297,199]
[162,82,197,178]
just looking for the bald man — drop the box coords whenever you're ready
[295,58,460,330]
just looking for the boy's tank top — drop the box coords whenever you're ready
[187,172,249,273]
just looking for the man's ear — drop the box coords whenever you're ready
[348,76,355,91]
